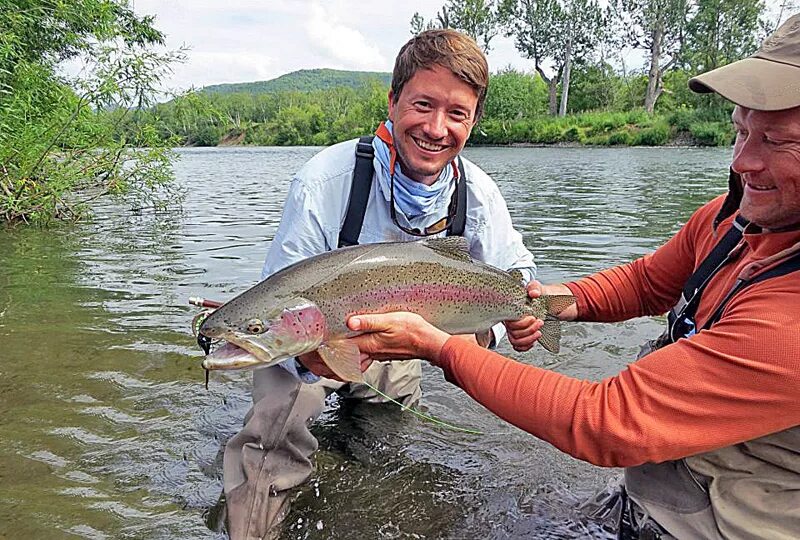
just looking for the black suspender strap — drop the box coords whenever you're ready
[446,157,467,237]
[667,215,749,333]
[702,251,800,330]
[338,135,375,248]
[680,215,749,304]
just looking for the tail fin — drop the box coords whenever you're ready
[539,316,562,353]
[542,294,576,317]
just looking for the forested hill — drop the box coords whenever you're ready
[201,68,392,95]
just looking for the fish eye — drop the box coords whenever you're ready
[245,319,265,334]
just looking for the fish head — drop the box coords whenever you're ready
[198,296,326,370]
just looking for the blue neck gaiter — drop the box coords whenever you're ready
[373,120,455,220]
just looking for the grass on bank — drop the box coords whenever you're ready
[470,108,733,147]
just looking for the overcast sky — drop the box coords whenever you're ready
[126,0,554,92]
[66,1,791,94]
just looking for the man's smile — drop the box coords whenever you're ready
[412,136,447,152]
[744,181,776,192]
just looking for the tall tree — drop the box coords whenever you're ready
[500,0,563,115]
[500,0,604,116]
[557,0,606,116]
[612,0,692,113]
[684,0,764,72]
[410,1,500,53]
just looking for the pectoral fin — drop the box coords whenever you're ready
[317,339,365,383]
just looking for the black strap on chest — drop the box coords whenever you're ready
[338,135,467,248]
[665,214,749,342]
[663,213,800,345]
[702,250,800,331]
[338,136,376,248]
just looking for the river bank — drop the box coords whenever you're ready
[175,109,733,149]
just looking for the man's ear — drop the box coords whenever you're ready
[387,90,396,122]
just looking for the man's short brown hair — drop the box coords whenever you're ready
[391,29,489,122]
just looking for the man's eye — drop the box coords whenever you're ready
[765,136,791,146]
[415,101,431,109]
[450,110,468,119]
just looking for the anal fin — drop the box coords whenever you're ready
[317,340,365,383]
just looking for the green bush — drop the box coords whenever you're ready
[563,126,582,142]
[668,107,696,132]
[608,130,633,145]
[624,109,649,125]
[189,124,221,146]
[583,134,610,145]
[632,121,671,145]
[535,123,564,144]
[689,122,734,146]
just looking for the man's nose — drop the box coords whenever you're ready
[424,110,447,139]
[731,135,766,175]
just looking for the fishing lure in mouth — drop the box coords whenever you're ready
[190,297,223,388]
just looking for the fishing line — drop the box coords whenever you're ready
[363,381,483,435]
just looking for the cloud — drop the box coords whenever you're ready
[170,51,275,90]
[111,0,551,90]
[305,1,388,71]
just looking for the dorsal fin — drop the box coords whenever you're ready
[421,237,473,263]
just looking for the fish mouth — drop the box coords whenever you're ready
[201,332,287,370]
[200,324,324,370]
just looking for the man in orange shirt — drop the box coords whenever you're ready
[318,14,800,539]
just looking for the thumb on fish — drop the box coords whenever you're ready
[347,313,392,332]
[526,280,543,298]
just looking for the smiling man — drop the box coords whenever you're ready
[216,29,539,540]
[346,15,800,540]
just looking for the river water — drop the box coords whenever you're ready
[0,145,731,539]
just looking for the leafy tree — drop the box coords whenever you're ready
[500,0,604,116]
[500,0,564,115]
[482,69,548,119]
[683,0,764,72]
[567,62,622,112]
[611,0,692,113]
[556,0,606,116]
[410,1,499,52]
[0,0,183,224]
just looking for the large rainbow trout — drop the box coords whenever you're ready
[198,237,574,382]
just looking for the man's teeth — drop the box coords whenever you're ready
[748,184,774,191]
[415,138,445,151]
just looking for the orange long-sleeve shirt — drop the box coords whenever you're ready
[437,195,800,467]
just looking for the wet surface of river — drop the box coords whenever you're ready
[0,145,731,539]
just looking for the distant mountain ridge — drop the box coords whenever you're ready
[201,68,392,95]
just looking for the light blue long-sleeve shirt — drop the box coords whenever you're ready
[262,138,537,380]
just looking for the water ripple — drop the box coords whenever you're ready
[0,145,731,539]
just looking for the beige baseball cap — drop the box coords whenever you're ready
[689,13,800,110]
